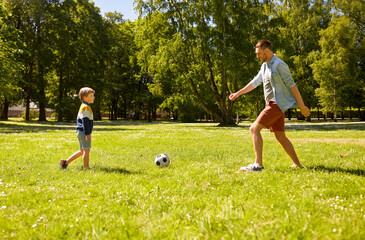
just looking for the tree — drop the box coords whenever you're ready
[332,0,365,119]
[273,0,331,121]
[102,13,140,120]
[135,0,267,125]
[2,0,44,121]
[47,0,108,121]
[0,3,23,120]
[311,15,359,121]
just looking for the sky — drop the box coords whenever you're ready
[92,0,138,20]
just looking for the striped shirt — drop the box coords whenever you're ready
[76,102,94,135]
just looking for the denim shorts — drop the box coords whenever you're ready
[77,131,91,149]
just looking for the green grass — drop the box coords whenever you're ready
[0,120,364,239]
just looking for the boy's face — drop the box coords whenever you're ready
[83,92,95,104]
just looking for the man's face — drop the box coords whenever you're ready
[255,47,268,63]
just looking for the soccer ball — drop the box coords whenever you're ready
[155,154,170,167]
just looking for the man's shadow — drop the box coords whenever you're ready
[307,165,364,177]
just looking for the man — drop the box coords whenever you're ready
[229,39,310,172]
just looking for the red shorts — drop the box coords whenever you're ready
[256,101,285,132]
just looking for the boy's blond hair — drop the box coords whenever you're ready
[79,87,95,101]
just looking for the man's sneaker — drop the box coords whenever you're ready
[290,164,304,169]
[59,159,68,170]
[239,163,264,172]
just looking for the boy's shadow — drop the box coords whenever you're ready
[307,165,364,177]
[96,166,141,174]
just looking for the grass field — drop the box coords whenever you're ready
[0,119,364,239]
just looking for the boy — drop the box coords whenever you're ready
[60,87,95,170]
[229,40,310,171]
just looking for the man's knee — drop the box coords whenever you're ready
[250,122,263,135]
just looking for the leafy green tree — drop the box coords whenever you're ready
[47,0,108,121]
[272,0,331,121]
[332,0,365,119]
[46,0,78,121]
[0,3,23,120]
[135,0,267,125]
[2,0,44,121]
[2,0,63,121]
[102,13,141,120]
[311,15,359,121]
[31,0,54,121]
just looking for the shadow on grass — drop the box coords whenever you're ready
[307,165,365,177]
[1,120,364,133]
[193,121,365,131]
[0,121,143,133]
[95,166,141,174]
[0,121,75,133]
[285,122,365,131]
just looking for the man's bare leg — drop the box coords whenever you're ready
[274,131,301,167]
[250,122,266,166]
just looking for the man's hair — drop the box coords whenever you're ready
[255,39,272,51]
[79,87,95,101]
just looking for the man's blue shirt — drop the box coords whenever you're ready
[250,54,299,112]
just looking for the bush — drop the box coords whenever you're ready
[180,112,195,123]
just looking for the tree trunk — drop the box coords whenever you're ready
[333,79,337,122]
[111,99,118,120]
[123,99,127,120]
[38,80,47,121]
[358,107,361,119]
[57,74,64,122]
[38,100,47,121]
[25,98,30,121]
[147,108,152,122]
[0,97,9,120]
[287,109,292,120]
[152,107,157,120]
[349,106,352,119]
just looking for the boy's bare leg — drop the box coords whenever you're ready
[250,122,266,166]
[83,149,90,169]
[274,131,301,167]
[66,150,84,165]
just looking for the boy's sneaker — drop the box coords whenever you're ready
[59,159,68,170]
[239,163,264,172]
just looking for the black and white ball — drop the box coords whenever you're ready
[155,154,170,167]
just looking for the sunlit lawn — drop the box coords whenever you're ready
[0,119,364,239]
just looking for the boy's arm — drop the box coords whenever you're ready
[82,116,91,135]
[83,118,91,141]
[290,85,311,117]
[229,83,255,101]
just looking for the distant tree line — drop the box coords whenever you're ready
[0,0,364,125]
